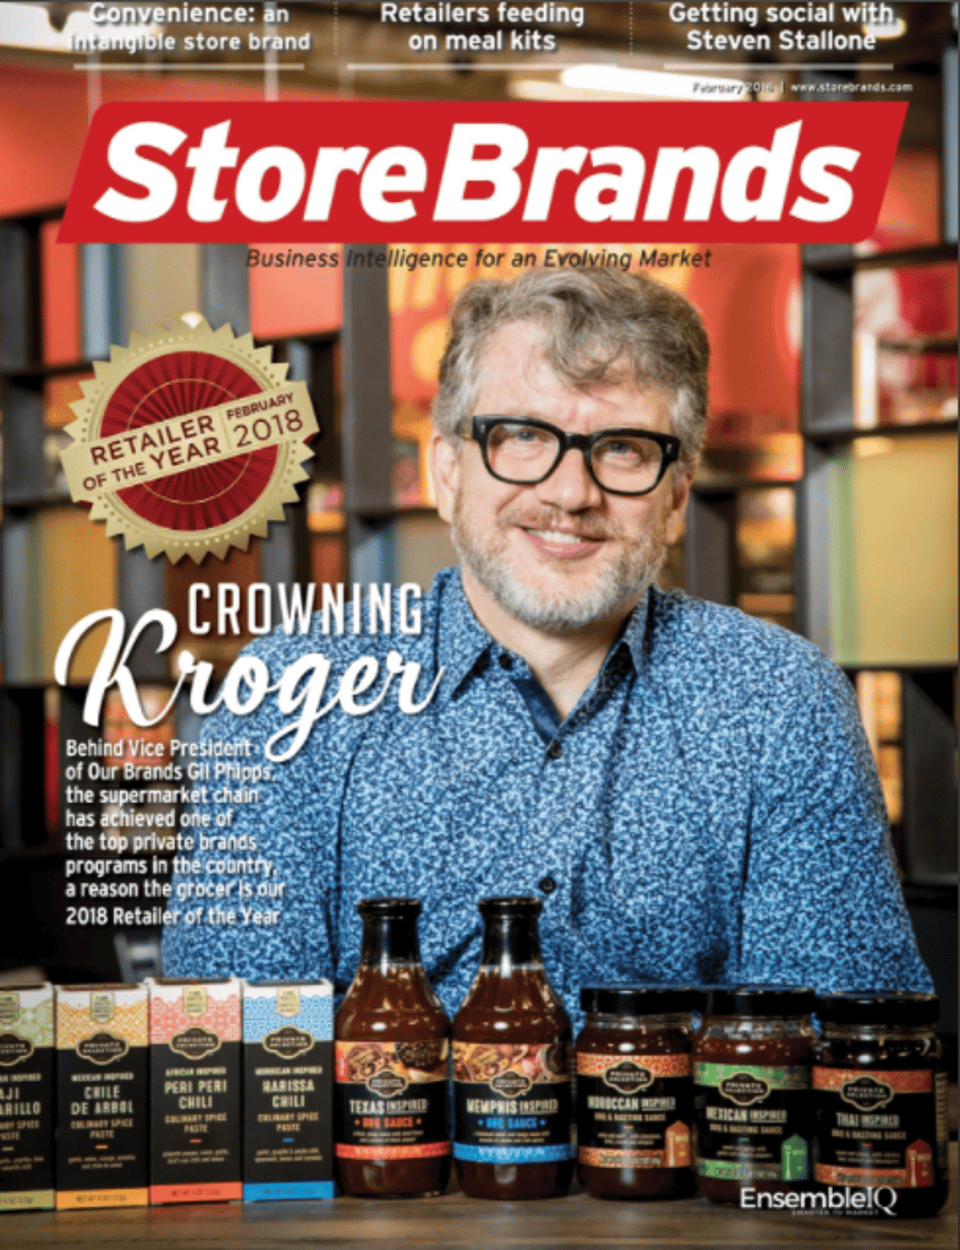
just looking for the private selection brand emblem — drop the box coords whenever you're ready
[59,319,318,563]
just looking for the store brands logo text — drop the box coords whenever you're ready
[59,101,906,243]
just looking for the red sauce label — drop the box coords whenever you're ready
[813,1066,947,1189]
[577,1051,691,1169]
[335,1040,449,1160]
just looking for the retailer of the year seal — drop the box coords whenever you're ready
[59,318,318,563]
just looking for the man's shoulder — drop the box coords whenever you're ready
[648,586,843,695]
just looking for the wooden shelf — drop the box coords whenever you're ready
[3,358,94,379]
[840,661,959,674]
[877,334,958,354]
[2,492,77,511]
[0,1150,956,1246]
[805,241,958,274]
[692,477,798,496]
[349,505,439,521]
[804,419,958,444]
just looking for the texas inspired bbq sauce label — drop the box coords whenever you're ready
[577,1052,691,1169]
[813,1066,949,1188]
[694,1062,811,1182]
[453,1042,574,1164]
[335,1040,449,1160]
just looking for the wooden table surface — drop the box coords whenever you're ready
[3,1148,956,1250]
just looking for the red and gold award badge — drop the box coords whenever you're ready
[59,319,318,562]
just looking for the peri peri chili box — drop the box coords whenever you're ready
[242,980,334,1201]
[148,977,242,1204]
[0,984,54,1212]
[55,983,149,1209]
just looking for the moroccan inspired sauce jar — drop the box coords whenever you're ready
[577,985,698,1200]
[693,986,816,1205]
[813,992,948,1219]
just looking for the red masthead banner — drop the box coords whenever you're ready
[60,101,906,244]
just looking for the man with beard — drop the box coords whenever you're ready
[164,268,932,1021]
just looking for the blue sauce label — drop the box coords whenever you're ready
[453,1042,574,1164]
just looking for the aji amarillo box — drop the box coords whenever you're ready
[242,980,334,1201]
[55,983,149,1209]
[0,984,54,1212]
[148,977,242,1204]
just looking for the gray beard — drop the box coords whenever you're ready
[450,495,668,634]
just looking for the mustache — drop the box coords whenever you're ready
[497,506,620,542]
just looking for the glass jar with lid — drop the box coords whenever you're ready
[577,985,699,1200]
[813,991,948,1219]
[693,986,816,1205]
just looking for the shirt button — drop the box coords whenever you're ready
[498,654,513,671]
[539,876,557,895]
[546,740,562,760]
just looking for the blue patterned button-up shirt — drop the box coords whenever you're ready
[164,568,932,1027]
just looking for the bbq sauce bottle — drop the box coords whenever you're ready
[453,897,574,1200]
[335,898,451,1197]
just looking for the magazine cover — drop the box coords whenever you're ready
[0,0,956,1234]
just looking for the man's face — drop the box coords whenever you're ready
[432,321,693,634]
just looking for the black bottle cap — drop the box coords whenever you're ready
[816,991,940,1027]
[704,985,816,1017]
[580,984,703,1016]
[357,897,421,918]
[478,896,542,917]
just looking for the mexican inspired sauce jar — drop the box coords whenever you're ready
[335,898,450,1198]
[577,985,698,1200]
[813,992,948,1218]
[693,986,816,1205]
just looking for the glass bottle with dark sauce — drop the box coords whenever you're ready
[335,897,450,1197]
[577,985,698,1200]
[814,992,948,1219]
[693,986,815,1205]
[453,897,574,1200]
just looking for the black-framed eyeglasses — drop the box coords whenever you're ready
[468,416,681,497]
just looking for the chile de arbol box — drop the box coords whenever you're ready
[242,980,334,1201]
[55,983,149,1209]
[148,977,242,1204]
[0,984,54,1212]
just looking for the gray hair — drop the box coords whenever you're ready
[432,267,710,470]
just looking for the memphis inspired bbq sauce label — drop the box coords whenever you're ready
[335,1040,449,1160]
[453,1042,574,1164]
[813,1066,949,1188]
[577,1052,691,1169]
[694,1063,810,1182]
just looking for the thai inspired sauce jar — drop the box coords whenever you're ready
[813,992,948,1219]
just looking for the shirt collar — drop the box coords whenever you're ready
[434,569,498,702]
[434,566,653,704]
[617,587,653,675]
